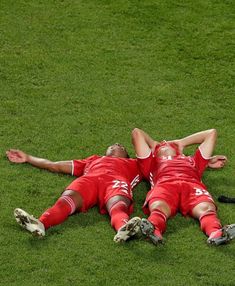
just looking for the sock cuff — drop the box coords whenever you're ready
[151,209,167,222]
[61,195,76,215]
[199,210,216,221]
[109,201,128,214]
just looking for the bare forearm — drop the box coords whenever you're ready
[144,132,159,149]
[132,128,158,150]
[26,155,56,172]
[6,149,73,174]
[179,129,217,148]
[26,155,72,174]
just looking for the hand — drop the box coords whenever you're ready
[6,149,28,163]
[208,155,227,169]
[167,140,184,154]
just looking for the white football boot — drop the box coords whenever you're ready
[114,217,141,243]
[14,208,45,237]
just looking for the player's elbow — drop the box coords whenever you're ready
[132,128,142,138]
[205,129,217,146]
[208,129,217,140]
[131,128,142,143]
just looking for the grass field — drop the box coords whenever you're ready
[1,0,235,285]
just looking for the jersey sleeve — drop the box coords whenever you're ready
[72,155,100,177]
[137,151,153,179]
[192,148,209,178]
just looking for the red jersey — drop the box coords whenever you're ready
[72,155,141,188]
[138,147,209,187]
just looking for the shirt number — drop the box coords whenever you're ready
[194,188,209,196]
[112,180,129,195]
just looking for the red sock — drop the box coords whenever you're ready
[108,201,129,231]
[148,209,167,238]
[39,196,76,230]
[199,211,222,237]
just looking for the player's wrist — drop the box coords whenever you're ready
[25,154,31,163]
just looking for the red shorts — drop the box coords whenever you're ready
[65,175,134,215]
[143,180,216,217]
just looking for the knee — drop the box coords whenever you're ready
[192,202,216,219]
[106,196,131,214]
[149,200,171,218]
[62,190,83,210]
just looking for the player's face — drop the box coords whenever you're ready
[106,143,129,158]
[157,145,177,157]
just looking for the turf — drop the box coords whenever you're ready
[0,0,235,285]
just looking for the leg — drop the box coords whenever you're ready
[14,190,83,236]
[141,182,178,245]
[192,201,221,236]
[106,195,131,231]
[39,190,83,229]
[106,195,141,243]
[141,199,171,245]
[192,201,235,245]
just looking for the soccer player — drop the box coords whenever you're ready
[131,128,235,246]
[6,143,142,242]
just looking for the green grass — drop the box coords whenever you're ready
[1,0,235,285]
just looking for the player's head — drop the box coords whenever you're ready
[106,143,130,158]
[155,141,180,157]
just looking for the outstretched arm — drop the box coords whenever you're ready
[6,149,72,174]
[131,128,159,157]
